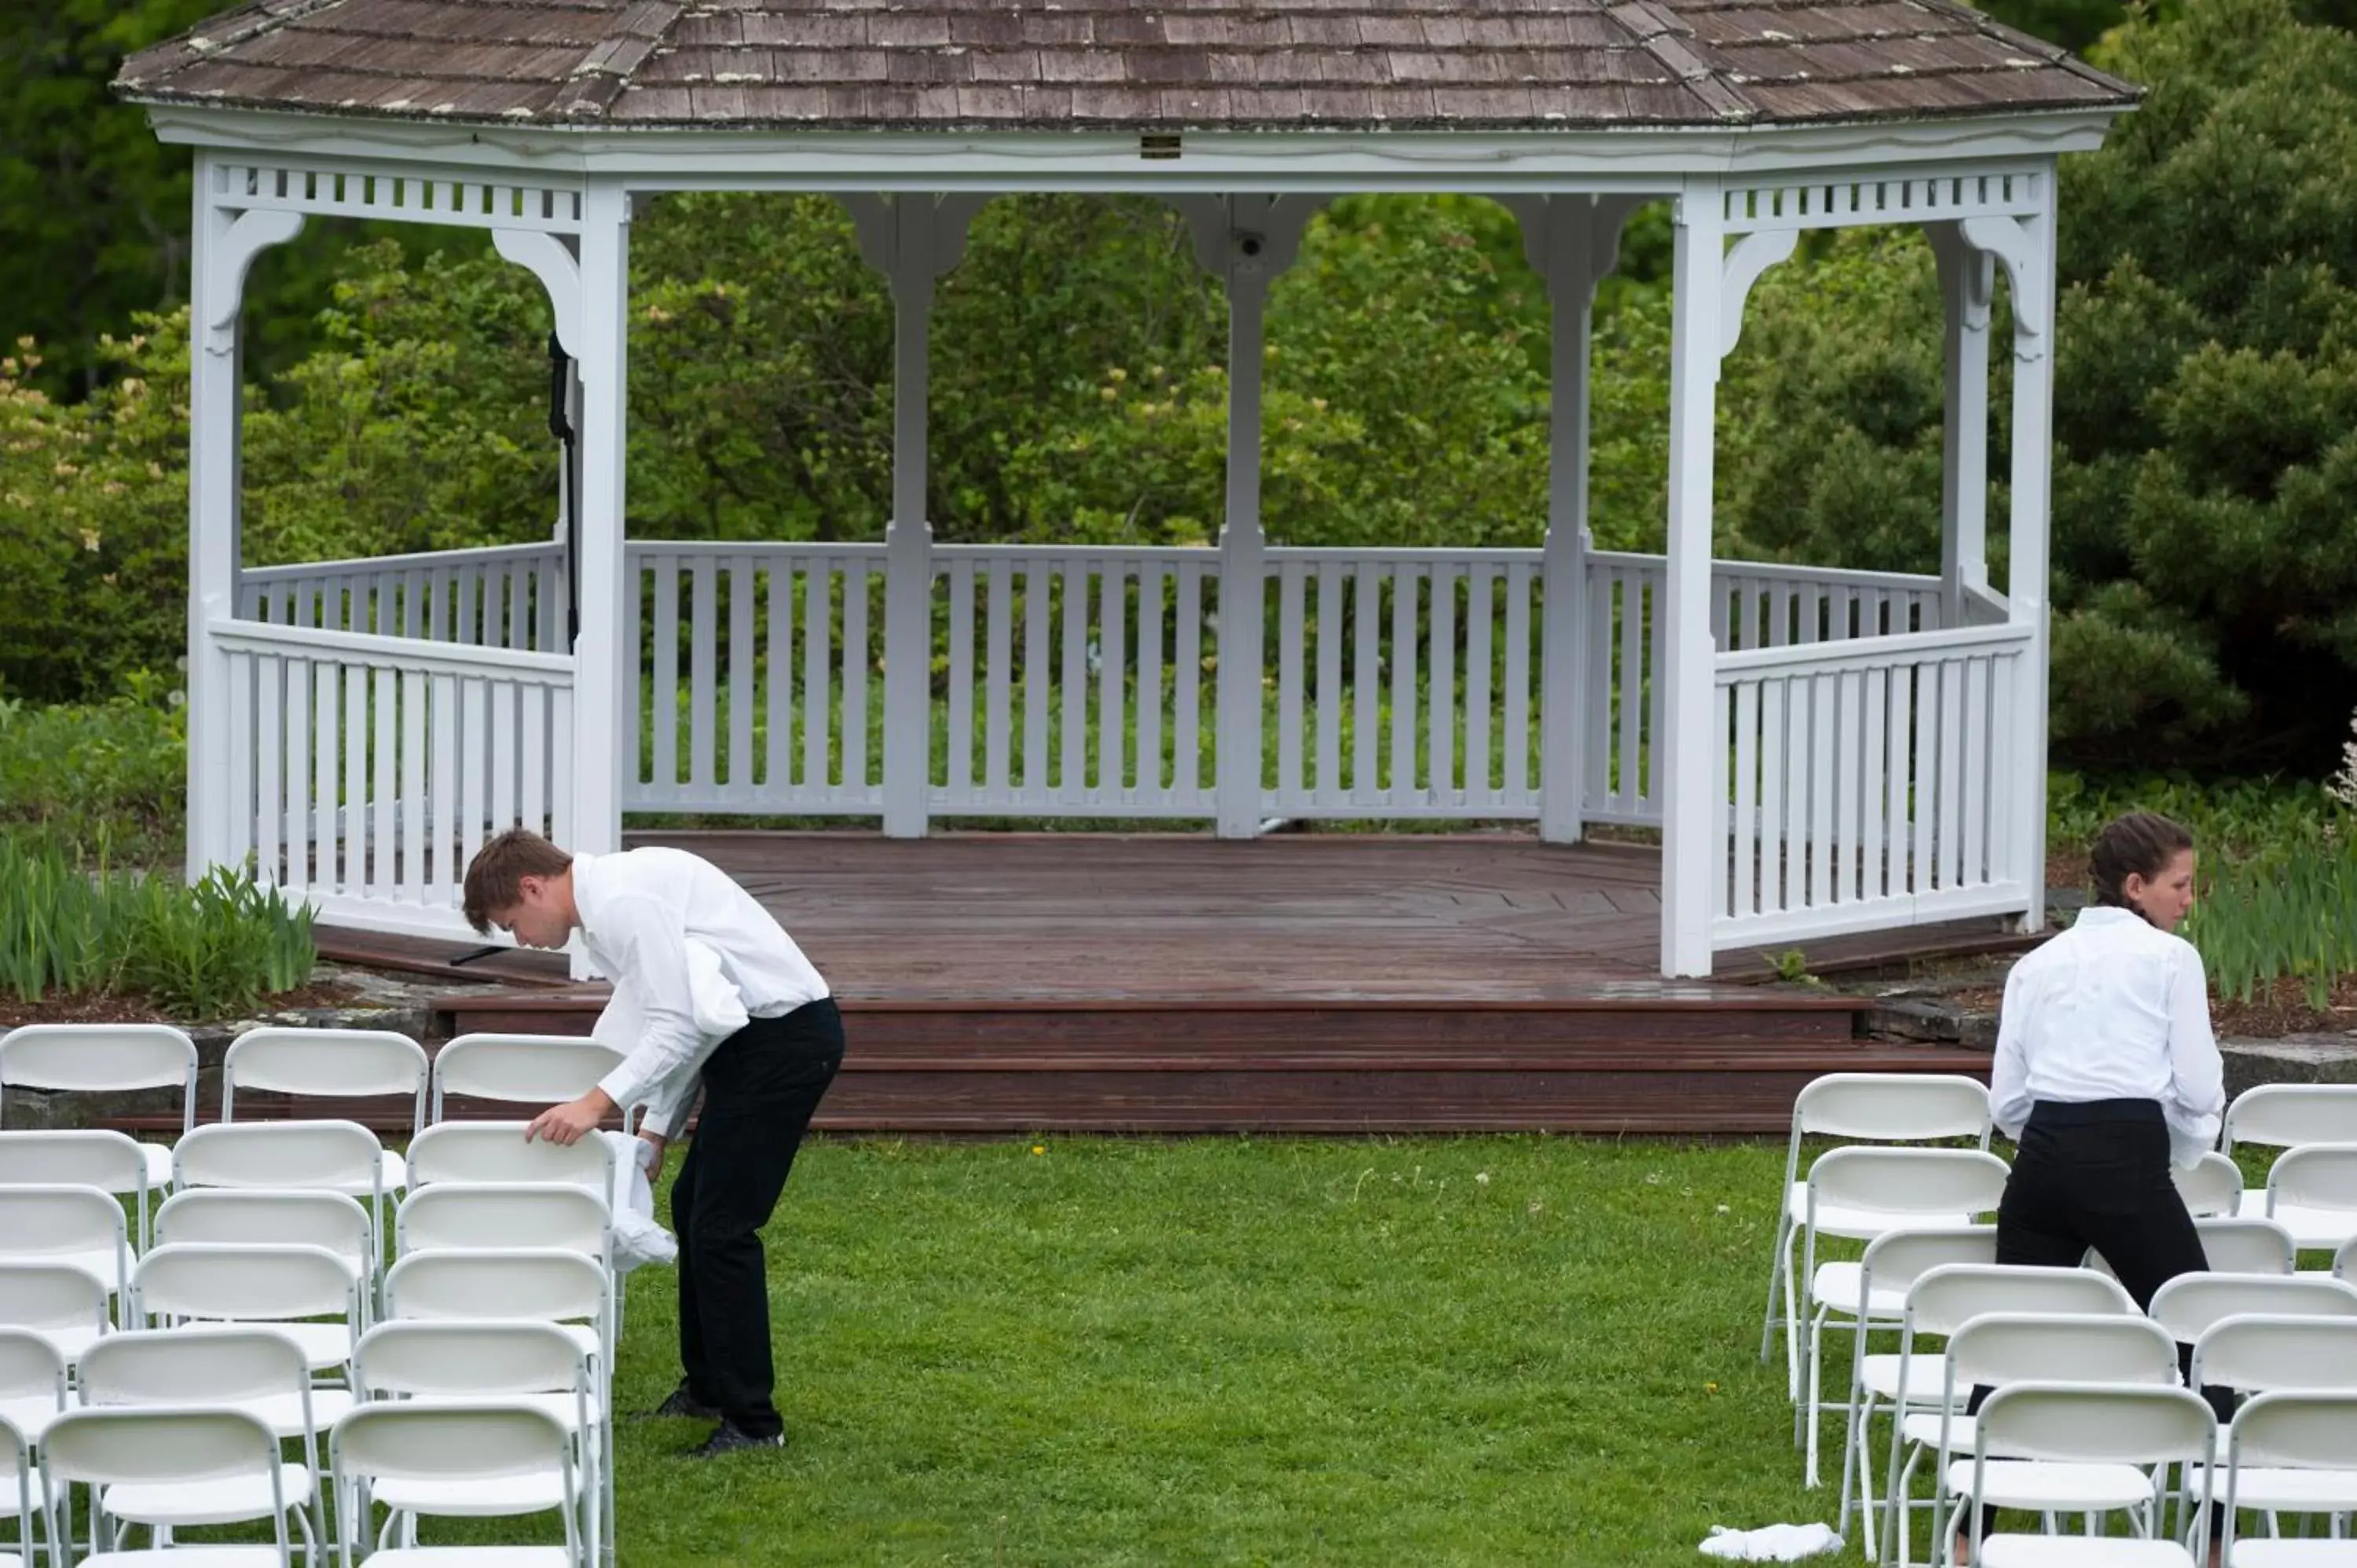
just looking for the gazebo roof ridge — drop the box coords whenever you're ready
[115,0,2138,137]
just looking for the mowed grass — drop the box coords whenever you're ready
[607,1135,1816,1566]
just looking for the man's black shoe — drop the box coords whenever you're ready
[691,1420,785,1458]
[636,1386,720,1423]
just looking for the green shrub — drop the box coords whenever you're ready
[0,837,313,1017]
[0,676,185,866]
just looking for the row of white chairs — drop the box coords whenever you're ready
[1836,1249,2357,1565]
[1764,1075,2357,1420]
[1,1321,601,1566]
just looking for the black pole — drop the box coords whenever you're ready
[547,332,581,647]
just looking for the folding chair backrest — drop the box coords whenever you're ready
[2339,1235,2357,1285]
[383,1249,604,1327]
[0,1328,67,1407]
[332,1402,578,1562]
[2148,1272,2357,1343]
[2173,1152,2245,1218]
[1858,1226,2000,1299]
[1791,1074,1993,1142]
[0,1410,27,1553]
[2267,1143,2357,1215]
[1908,1264,2136,1339]
[154,1189,374,1273]
[406,1122,611,1192]
[2225,1084,2357,1153]
[1948,1313,2181,1390]
[0,1026,199,1134]
[172,1120,385,1193]
[42,1405,285,1492]
[354,1320,588,1399]
[0,1262,110,1335]
[132,1243,357,1325]
[0,1185,129,1295]
[2194,1218,2297,1276]
[0,1130,148,1195]
[80,1327,313,1409]
[431,1035,626,1122]
[1806,1148,2010,1228]
[223,1028,429,1136]
[395,1184,611,1263]
[2227,1390,2357,1473]
[1974,1381,2215,1467]
[2190,1313,2357,1394]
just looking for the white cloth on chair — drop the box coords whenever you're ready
[1698,1523,1842,1562]
[590,936,749,1272]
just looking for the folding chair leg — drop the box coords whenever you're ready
[1761,1213,1793,1364]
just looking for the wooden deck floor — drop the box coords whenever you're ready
[287,832,2018,1135]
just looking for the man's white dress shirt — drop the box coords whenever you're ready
[574,848,830,1137]
[1988,903,2225,1168]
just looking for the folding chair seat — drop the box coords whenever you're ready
[1762,1074,1992,1401]
[0,1027,196,1195]
[129,1244,363,1386]
[1960,1383,2216,1567]
[77,1330,324,1556]
[38,1406,291,1568]
[1796,1146,2010,1484]
[2216,1391,2357,1567]
[222,1028,428,1196]
[0,1132,158,1249]
[428,1036,628,1127]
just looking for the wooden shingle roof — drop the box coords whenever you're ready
[115,0,2137,132]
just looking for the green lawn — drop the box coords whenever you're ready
[609,1135,1815,1566]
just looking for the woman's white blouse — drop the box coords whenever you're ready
[1988,904,2226,1165]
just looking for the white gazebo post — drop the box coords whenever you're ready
[1930,223,1995,629]
[566,178,633,881]
[1514,194,1638,844]
[851,194,979,838]
[185,152,300,884]
[1996,173,2059,929]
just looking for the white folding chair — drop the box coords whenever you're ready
[223,1028,429,1196]
[0,1264,111,1369]
[1881,1266,2142,1568]
[152,1191,376,1317]
[0,1185,131,1310]
[405,1123,614,1195]
[1961,1383,2216,1567]
[2260,1143,2357,1255]
[1798,1147,2011,1484]
[2184,1314,2357,1528]
[1763,1074,1993,1399]
[78,1329,324,1560]
[0,1411,31,1568]
[0,1131,156,1249]
[2224,1086,2357,1158]
[353,1323,601,1564]
[380,1250,607,1388]
[2218,1390,2357,1566]
[0,1332,64,1450]
[331,1402,583,1568]
[429,1035,628,1127]
[40,1406,290,1567]
[170,1121,389,1218]
[130,1244,364,1388]
[2086,1218,2298,1283]
[1832,1226,2001,1558]
[0,1026,196,1196]
[2172,1153,2245,1220]
[2149,1274,2357,1352]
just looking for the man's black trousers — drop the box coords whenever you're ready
[669,996,845,1438]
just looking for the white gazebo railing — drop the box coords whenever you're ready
[240,541,569,652]
[1714,620,2033,950]
[212,617,574,937]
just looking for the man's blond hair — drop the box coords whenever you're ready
[462,828,574,934]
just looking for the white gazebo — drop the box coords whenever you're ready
[119,0,2133,977]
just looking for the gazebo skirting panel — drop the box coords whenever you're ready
[229,538,2032,957]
